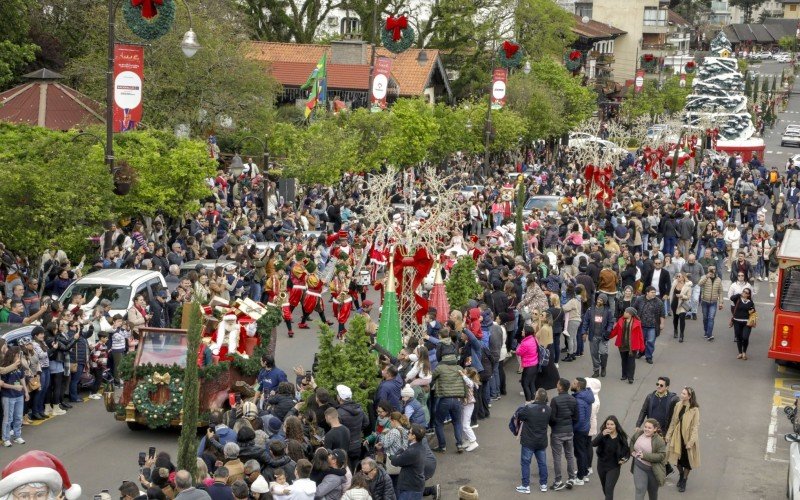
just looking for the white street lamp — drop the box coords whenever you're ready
[181,29,201,58]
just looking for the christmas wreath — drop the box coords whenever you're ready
[641,54,657,72]
[132,372,184,428]
[684,60,696,74]
[123,0,176,41]
[382,15,415,54]
[564,50,583,72]
[496,40,523,69]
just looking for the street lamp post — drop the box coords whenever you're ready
[105,0,200,176]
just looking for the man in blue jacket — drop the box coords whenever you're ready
[571,377,595,485]
[375,365,403,412]
[579,294,614,378]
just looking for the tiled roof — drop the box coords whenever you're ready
[724,22,795,44]
[571,14,626,40]
[247,41,446,96]
[668,10,690,28]
[0,80,104,130]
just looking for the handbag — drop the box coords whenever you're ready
[27,374,41,391]
[384,456,401,475]
[747,309,758,327]
[70,362,78,373]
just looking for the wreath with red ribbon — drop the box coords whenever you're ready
[496,40,523,69]
[564,50,583,72]
[684,60,696,74]
[382,15,415,54]
[123,0,175,40]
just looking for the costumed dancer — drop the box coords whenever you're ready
[330,264,352,339]
[288,254,308,317]
[264,259,285,304]
[299,261,333,328]
[369,236,388,283]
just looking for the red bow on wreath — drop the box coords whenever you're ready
[385,15,408,42]
[131,0,163,19]
[502,40,520,59]
[569,50,582,61]
[643,53,654,62]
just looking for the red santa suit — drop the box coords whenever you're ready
[288,261,307,310]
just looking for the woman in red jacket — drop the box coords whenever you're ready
[608,307,645,384]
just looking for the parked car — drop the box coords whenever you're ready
[782,127,800,148]
[0,324,36,346]
[776,53,792,63]
[58,269,167,318]
[459,185,484,201]
[179,259,238,279]
[522,195,563,219]
[755,51,773,60]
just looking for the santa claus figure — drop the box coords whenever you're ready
[0,450,81,500]
[212,314,252,358]
[369,237,388,282]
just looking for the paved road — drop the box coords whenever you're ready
[6,68,800,499]
[756,60,799,166]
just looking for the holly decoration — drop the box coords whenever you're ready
[132,372,184,429]
[496,40,523,69]
[684,60,696,74]
[564,50,583,72]
[382,15,415,54]
[123,0,175,41]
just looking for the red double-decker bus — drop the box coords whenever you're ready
[768,229,800,364]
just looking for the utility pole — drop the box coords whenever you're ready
[368,0,378,109]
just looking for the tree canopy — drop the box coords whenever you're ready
[0,0,38,89]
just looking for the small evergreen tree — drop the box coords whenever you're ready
[314,317,378,411]
[177,301,202,477]
[446,257,483,311]
[514,180,525,256]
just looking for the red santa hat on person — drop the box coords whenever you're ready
[0,450,81,500]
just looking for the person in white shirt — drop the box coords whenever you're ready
[723,222,741,272]
[273,458,315,500]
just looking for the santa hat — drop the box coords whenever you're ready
[0,450,81,500]
[223,314,237,322]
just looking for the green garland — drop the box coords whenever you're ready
[497,45,523,69]
[381,23,415,54]
[132,373,184,429]
[123,0,176,41]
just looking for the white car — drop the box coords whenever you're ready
[58,269,167,318]
[460,185,484,201]
[568,132,603,148]
[776,53,792,63]
[782,128,800,147]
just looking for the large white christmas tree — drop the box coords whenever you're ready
[685,32,755,142]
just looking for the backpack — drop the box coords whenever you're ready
[537,339,550,373]
[509,403,525,436]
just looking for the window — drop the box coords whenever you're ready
[575,2,592,18]
[791,5,797,11]
[643,7,667,26]
[780,266,800,313]
[340,17,360,35]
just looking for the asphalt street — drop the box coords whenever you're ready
[4,62,799,499]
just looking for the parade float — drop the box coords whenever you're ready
[105,298,280,430]
[685,31,765,161]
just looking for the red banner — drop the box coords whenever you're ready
[491,68,507,109]
[113,44,144,132]
[370,56,392,112]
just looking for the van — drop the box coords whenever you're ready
[58,269,167,318]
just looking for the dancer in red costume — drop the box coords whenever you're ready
[329,264,352,339]
[299,261,333,328]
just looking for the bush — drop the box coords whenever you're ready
[446,257,483,311]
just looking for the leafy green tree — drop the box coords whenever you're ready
[0,0,38,89]
[445,257,483,311]
[729,0,768,23]
[239,0,337,42]
[380,98,439,167]
[661,75,692,115]
[515,0,576,62]
[507,59,595,140]
[62,0,279,135]
[488,108,527,153]
[779,36,798,54]
[0,124,114,258]
[283,117,361,184]
[110,130,218,218]
[341,108,392,172]
[429,104,476,162]
[177,301,202,477]
[620,80,665,123]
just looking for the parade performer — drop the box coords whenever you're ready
[299,261,332,328]
[330,264,352,338]
[369,237,389,282]
[288,254,308,313]
[264,259,285,304]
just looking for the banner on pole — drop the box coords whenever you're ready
[371,56,393,112]
[491,68,507,110]
[113,44,144,133]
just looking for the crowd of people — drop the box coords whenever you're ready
[0,130,797,499]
